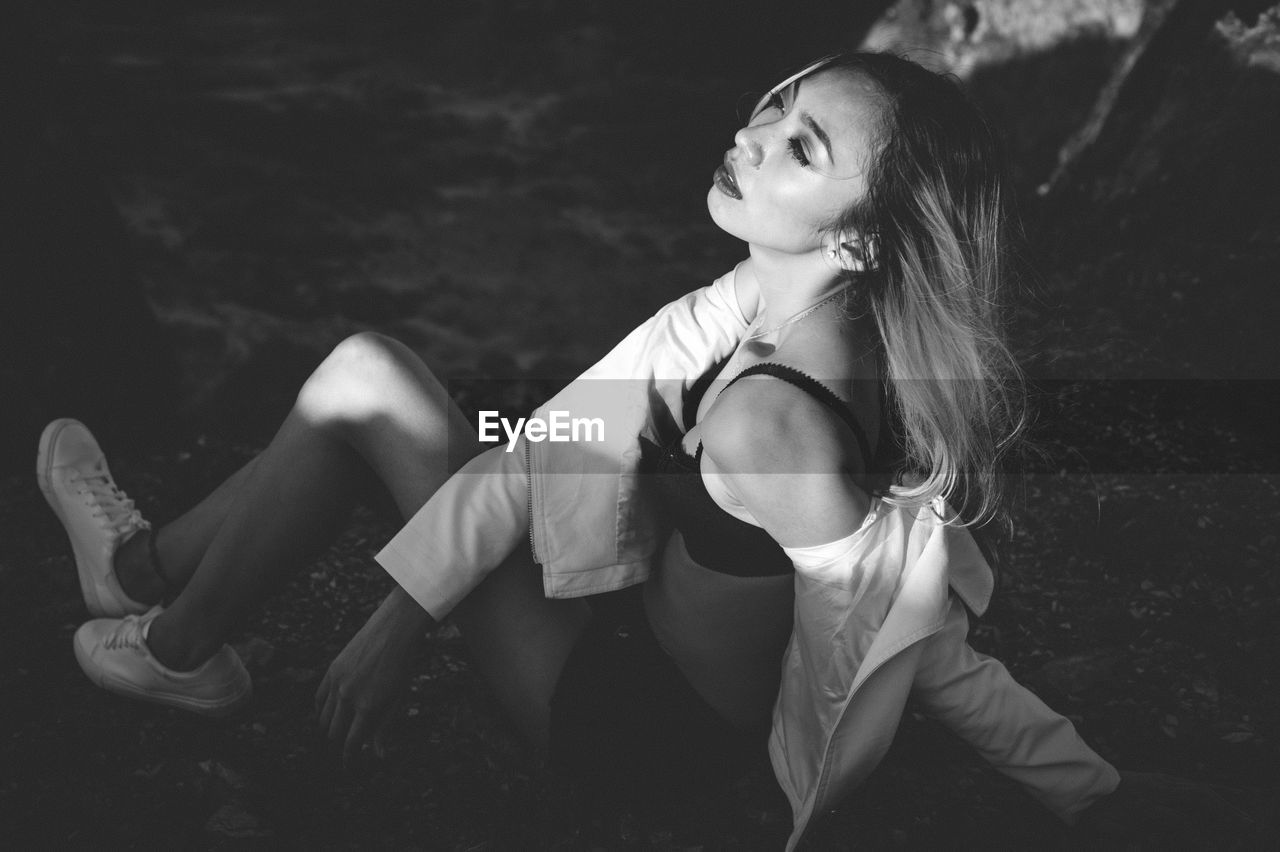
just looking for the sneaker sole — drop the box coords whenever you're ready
[37,418,143,619]
[35,418,78,517]
[38,419,107,614]
[73,629,253,718]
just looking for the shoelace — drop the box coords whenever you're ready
[73,460,152,539]
[102,613,148,651]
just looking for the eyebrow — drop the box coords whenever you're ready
[800,112,834,164]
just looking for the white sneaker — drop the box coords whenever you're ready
[38,419,153,618]
[74,610,252,717]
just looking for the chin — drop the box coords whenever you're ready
[705,190,743,240]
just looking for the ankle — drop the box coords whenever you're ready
[114,531,167,606]
[144,614,217,673]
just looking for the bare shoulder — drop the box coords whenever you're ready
[701,375,847,474]
[700,375,871,547]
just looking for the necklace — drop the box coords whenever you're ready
[744,286,852,342]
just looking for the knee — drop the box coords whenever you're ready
[296,332,421,427]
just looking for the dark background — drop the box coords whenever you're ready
[2,1,1278,848]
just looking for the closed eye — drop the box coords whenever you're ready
[788,139,811,167]
[766,91,813,168]
[753,87,814,168]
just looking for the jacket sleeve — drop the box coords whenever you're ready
[911,596,1120,822]
[375,442,529,621]
[376,265,752,616]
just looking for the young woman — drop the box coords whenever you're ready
[40,52,1183,848]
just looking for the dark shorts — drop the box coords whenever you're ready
[547,587,765,802]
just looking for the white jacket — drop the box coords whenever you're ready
[377,267,1119,850]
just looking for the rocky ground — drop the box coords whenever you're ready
[2,2,1279,849]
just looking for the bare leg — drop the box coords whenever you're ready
[113,458,261,605]
[122,331,590,752]
[142,332,478,670]
[453,546,590,751]
[113,332,455,604]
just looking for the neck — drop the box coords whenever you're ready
[743,245,848,328]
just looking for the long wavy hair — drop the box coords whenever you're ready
[787,52,1028,527]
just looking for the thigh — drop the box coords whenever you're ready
[298,331,483,520]
[547,595,761,803]
[451,544,591,752]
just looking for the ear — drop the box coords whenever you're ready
[826,230,879,273]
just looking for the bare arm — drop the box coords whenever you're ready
[316,585,436,766]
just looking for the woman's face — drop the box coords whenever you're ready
[707,68,884,255]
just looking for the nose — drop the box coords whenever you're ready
[733,126,764,167]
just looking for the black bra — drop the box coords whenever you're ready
[638,362,880,577]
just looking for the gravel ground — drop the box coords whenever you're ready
[3,2,1278,848]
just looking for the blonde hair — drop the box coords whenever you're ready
[814,53,1027,527]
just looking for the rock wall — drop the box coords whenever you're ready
[860,0,1280,199]
[860,1,1280,377]
[863,0,1152,76]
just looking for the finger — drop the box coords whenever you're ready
[1143,774,1237,822]
[315,670,331,716]
[1193,790,1258,831]
[327,696,352,744]
[343,710,372,769]
[373,726,387,761]
[318,685,338,733]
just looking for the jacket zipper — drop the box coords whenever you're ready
[525,437,541,564]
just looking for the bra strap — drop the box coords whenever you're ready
[718,363,875,469]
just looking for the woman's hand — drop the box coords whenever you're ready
[315,587,434,767]
[1074,770,1264,848]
